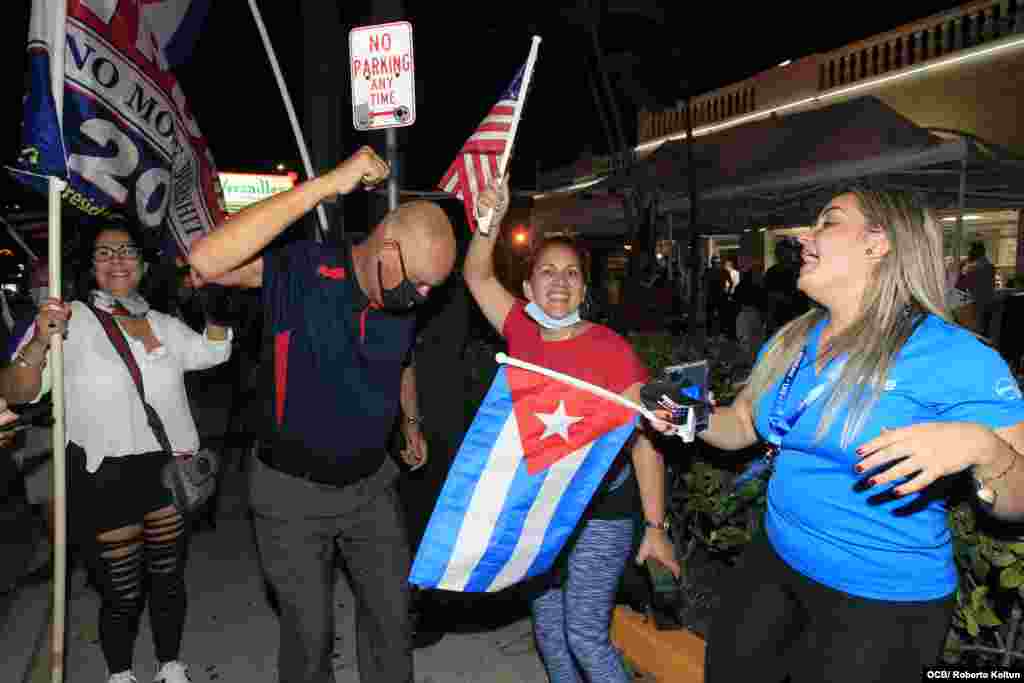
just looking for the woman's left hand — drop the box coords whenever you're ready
[635,528,681,579]
[855,421,997,496]
[0,399,18,449]
[400,422,428,471]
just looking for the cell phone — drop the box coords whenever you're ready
[640,360,711,432]
[644,558,683,630]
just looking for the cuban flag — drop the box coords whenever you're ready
[410,363,638,592]
[11,0,223,254]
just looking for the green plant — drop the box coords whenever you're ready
[945,499,1024,667]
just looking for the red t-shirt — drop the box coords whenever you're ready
[502,301,649,394]
[502,301,650,529]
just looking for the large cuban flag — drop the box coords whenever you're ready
[410,363,638,593]
[11,0,223,254]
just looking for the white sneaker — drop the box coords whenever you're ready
[108,672,137,683]
[153,661,191,683]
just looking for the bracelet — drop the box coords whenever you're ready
[405,415,423,426]
[972,451,1017,506]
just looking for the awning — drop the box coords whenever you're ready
[537,96,1024,236]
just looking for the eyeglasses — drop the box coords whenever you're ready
[93,244,141,262]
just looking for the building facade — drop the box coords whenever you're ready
[536,0,1024,291]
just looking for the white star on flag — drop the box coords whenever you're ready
[535,401,583,443]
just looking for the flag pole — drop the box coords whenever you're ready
[495,353,693,439]
[46,1,69,680]
[246,0,329,241]
[497,352,656,422]
[477,36,541,234]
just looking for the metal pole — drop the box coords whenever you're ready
[954,157,967,265]
[386,128,399,211]
[684,93,704,333]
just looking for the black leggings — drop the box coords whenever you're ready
[705,532,955,683]
[69,443,189,674]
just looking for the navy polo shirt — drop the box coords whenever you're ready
[259,239,416,481]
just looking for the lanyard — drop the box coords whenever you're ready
[765,346,842,449]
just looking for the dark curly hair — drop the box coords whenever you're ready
[76,222,156,299]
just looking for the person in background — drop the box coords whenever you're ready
[188,146,456,683]
[956,242,996,335]
[762,238,809,335]
[723,257,740,297]
[0,223,232,683]
[467,178,679,683]
[732,268,766,367]
[397,267,473,649]
[650,187,1024,683]
[7,257,57,585]
[704,255,731,337]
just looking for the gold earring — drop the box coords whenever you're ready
[866,248,874,255]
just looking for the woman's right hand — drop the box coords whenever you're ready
[33,297,71,345]
[475,176,510,233]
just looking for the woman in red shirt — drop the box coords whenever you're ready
[465,179,679,683]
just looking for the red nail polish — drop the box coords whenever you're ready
[868,478,879,487]
[854,465,864,474]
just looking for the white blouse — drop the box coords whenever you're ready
[20,301,232,473]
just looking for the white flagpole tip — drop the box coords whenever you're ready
[495,352,509,364]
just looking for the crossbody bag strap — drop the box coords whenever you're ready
[86,303,173,453]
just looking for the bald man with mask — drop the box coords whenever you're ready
[190,146,456,683]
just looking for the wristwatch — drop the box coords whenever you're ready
[645,518,670,532]
[405,415,423,426]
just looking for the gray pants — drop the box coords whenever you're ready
[250,454,412,683]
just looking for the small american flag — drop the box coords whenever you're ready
[439,63,528,232]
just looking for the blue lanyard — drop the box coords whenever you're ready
[765,346,841,449]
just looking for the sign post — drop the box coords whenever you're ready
[350,21,416,210]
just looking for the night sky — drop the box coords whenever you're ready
[2,1,968,203]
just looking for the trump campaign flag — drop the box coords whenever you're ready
[438,37,539,232]
[11,0,224,254]
[410,361,637,592]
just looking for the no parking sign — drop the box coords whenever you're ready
[349,21,416,131]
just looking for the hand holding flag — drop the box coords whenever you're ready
[410,353,687,593]
[475,176,511,235]
[439,37,541,234]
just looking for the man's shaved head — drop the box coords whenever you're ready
[376,201,456,286]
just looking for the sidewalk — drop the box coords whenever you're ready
[0,375,549,683]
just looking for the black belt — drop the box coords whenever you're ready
[256,441,383,489]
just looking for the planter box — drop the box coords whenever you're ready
[611,606,705,682]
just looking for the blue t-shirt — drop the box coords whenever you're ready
[261,239,416,477]
[754,315,1024,601]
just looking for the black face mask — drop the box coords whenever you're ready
[377,243,427,312]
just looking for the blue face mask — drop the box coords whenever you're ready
[525,301,581,330]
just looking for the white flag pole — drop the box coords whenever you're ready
[477,36,542,235]
[46,1,69,679]
[495,352,693,439]
[246,0,329,241]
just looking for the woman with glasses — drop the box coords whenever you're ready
[0,224,232,683]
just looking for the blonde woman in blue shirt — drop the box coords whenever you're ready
[651,187,1024,683]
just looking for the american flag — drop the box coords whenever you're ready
[439,63,527,232]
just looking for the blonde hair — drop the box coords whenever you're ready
[745,187,953,447]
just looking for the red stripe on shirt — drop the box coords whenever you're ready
[274,330,291,425]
